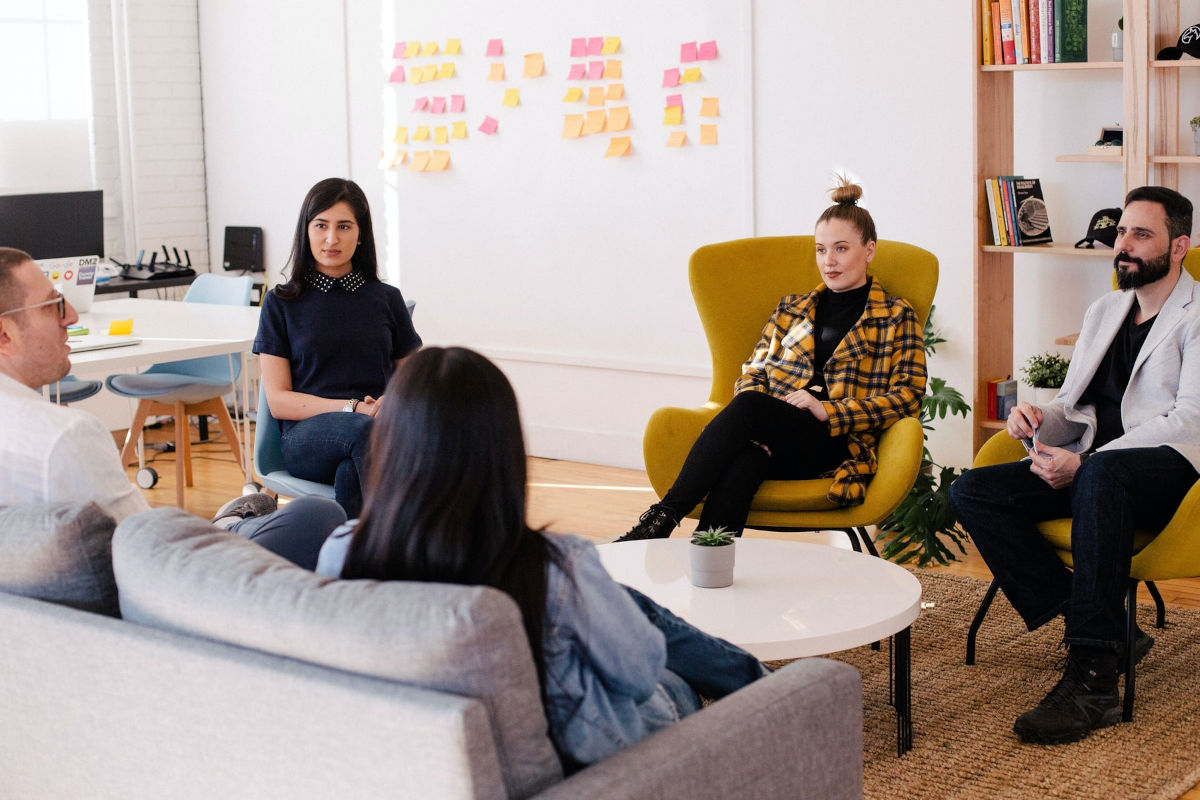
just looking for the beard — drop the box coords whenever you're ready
[1114,248,1171,290]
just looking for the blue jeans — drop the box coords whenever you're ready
[280,412,374,518]
[949,446,1197,651]
[624,586,766,709]
[230,496,347,570]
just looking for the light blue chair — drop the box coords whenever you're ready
[252,382,336,501]
[47,376,102,404]
[106,273,254,506]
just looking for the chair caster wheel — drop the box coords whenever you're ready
[136,467,159,489]
[242,482,263,495]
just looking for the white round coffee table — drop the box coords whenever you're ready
[598,537,922,754]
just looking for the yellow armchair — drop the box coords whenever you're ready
[643,236,939,552]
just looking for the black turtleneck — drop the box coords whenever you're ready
[811,282,871,392]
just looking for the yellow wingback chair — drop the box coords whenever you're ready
[642,235,939,553]
[964,250,1200,722]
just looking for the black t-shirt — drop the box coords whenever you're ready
[810,282,871,400]
[1080,304,1156,449]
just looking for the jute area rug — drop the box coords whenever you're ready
[799,570,1200,800]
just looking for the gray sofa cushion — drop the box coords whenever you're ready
[0,502,118,616]
[112,508,562,799]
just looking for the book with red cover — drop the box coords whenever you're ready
[997,1,1016,64]
[1027,0,1041,63]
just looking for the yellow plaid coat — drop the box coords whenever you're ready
[734,277,927,506]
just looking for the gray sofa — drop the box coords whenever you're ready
[0,503,863,799]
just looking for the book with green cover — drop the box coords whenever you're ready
[1057,0,1086,62]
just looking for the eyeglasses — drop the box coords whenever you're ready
[0,293,66,319]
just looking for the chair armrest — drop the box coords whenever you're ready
[972,430,1026,469]
[643,404,722,499]
[539,658,862,800]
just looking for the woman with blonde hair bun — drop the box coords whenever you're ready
[618,176,927,541]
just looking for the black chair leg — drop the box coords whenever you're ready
[966,579,1000,666]
[1123,579,1138,722]
[840,528,862,553]
[1145,580,1166,629]
[856,526,881,558]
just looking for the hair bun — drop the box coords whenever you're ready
[829,178,863,206]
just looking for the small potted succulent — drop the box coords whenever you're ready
[690,526,735,588]
[1021,351,1071,404]
[1191,115,1200,156]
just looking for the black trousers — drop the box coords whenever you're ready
[660,391,849,534]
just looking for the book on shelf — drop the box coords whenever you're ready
[985,178,1003,246]
[1056,0,1085,62]
[1010,0,1027,63]
[1038,0,1050,63]
[995,378,1018,419]
[997,0,1016,63]
[1012,178,1053,245]
[1045,0,1055,62]
[981,0,994,65]
[991,2,1004,64]
[999,175,1020,246]
[1027,0,1040,63]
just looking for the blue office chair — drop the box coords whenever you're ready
[252,382,336,501]
[106,273,254,507]
[47,376,102,405]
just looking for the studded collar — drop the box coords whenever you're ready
[307,269,366,294]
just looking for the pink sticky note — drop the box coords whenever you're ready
[587,61,604,80]
[393,42,406,59]
[389,65,406,83]
[450,94,465,113]
[412,96,429,111]
[486,38,503,57]
[665,93,683,108]
[430,97,447,114]
[698,40,718,60]
[587,36,603,55]
[681,42,699,62]
[567,63,587,80]
[479,115,499,135]
[662,68,681,87]
[570,37,587,57]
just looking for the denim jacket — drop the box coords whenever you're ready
[316,526,676,766]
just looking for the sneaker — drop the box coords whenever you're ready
[1013,651,1121,745]
[210,492,278,530]
[615,504,679,543]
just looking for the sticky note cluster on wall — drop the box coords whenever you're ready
[385,37,469,172]
[561,34,630,157]
[662,40,720,147]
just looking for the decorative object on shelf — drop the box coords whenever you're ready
[1155,22,1200,60]
[1113,16,1124,61]
[1191,116,1200,156]
[1020,351,1070,404]
[1075,207,1122,248]
[689,526,735,588]
[876,308,971,567]
[1085,125,1124,156]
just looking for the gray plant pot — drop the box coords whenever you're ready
[1193,126,1200,157]
[690,541,735,588]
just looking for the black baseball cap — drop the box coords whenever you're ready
[1075,208,1122,249]
[1156,23,1200,59]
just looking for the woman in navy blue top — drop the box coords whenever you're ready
[253,178,421,516]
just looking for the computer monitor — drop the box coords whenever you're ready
[223,226,264,272]
[0,190,104,260]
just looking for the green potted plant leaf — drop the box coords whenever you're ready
[1020,351,1070,404]
[690,526,735,588]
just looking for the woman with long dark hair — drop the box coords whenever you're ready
[253,178,421,517]
[317,347,766,768]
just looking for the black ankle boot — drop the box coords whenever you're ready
[1013,647,1121,745]
[616,504,679,542]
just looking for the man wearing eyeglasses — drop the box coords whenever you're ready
[0,247,345,568]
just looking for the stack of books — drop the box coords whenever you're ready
[988,377,1019,420]
[984,176,1053,247]
[980,0,1086,65]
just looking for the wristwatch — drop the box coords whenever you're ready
[1078,450,1092,464]
[342,398,360,413]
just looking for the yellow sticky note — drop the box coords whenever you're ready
[605,83,624,101]
[429,150,451,171]
[604,136,631,158]
[452,121,467,139]
[488,62,505,81]
[587,87,605,106]
[421,64,437,82]
[434,126,448,144]
[444,38,461,55]
[394,126,408,144]
[700,97,720,117]
[666,131,687,147]
[409,67,422,84]
[410,151,431,171]
[601,36,620,55]
[403,41,420,58]
[414,125,430,141]
[421,41,438,57]
[700,124,718,145]
[606,105,629,132]
[583,109,606,134]
[562,114,585,139]
[603,59,622,79]
[523,52,545,78]
[108,319,133,335]
[680,67,701,83]
[436,62,455,79]
[663,105,682,125]
[503,88,520,106]
[563,87,583,102]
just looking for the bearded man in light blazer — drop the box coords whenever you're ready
[951,185,1200,746]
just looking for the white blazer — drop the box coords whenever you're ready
[1037,269,1200,472]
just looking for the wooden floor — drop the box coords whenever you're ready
[124,419,1200,799]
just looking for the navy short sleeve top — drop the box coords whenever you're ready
[253,275,421,429]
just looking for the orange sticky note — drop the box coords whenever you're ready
[603,59,622,79]
[601,36,621,55]
[700,97,720,117]
[393,126,408,144]
[562,114,585,138]
[587,86,605,106]
[583,109,607,134]
[700,124,718,145]
[663,105,682,125]
[503,88,520,106]
[606,105,629,132]
[434,126,448,144]
[451,121,467,139]
[666,131,687,147]
[523,52,545,77]
[413,125,430,141]
[390,150,408,168]
[429,150,451,171]
[403,42,420,58]
[444,38,461,55]
[436,62,455,79]
[108,318,133,335]
[680,67,701,83]
[605,83,624,101]
[563,87,584,102]
[604,136,631,157]
[410,151,431,171]
[488,63,505,81]
[421,41,438,57]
